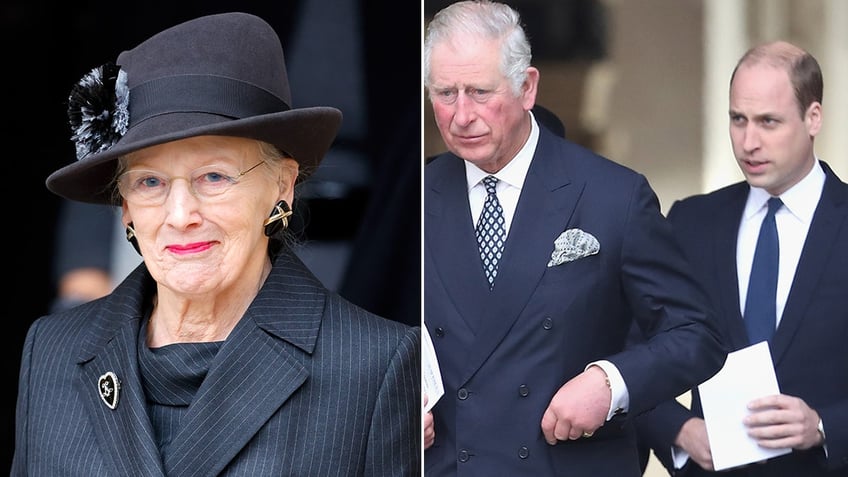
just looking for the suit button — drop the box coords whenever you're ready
[542,317,553,330]
[518,446,529,459]
[518,385,530,397]
[457,388,469,400]
[435,327,445,337]
[458,450,470,462]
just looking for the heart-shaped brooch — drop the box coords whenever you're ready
[98,371,121,410]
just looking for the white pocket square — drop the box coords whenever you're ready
[547,228,600,267]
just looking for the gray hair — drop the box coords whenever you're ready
[423,0,532,97]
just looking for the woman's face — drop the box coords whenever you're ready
[120,135,295,296]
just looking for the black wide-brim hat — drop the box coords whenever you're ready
[47,12,342,205]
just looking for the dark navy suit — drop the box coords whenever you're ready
[635,161,848,476]
[424,125,725,476]
[13,249,420,476]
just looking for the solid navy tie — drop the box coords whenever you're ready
[476,176,506,289]
[744,197,783,344]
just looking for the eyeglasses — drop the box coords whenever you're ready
[118,161,265,206]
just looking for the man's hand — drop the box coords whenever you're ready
[540,365,610,444]
[675,417,714,470]
[424,394,435,449]
[744,394,823,450]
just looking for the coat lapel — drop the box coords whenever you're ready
[163,250,321,476]
[712,185,752,351]
[772,164,848,364]
[76,270,166,476]
[426,154,495,331]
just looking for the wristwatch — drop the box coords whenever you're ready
[817,418,826,442]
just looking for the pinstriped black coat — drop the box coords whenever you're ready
[12,249,421,476]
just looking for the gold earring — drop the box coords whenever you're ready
[125,222,141,255]
[263,200,292,237]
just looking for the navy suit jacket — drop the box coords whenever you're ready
[635,161,848,476]
[13,249,421,476]
[424,126,725,476]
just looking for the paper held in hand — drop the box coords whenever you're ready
[422,323,444,413]
[698,341,791,471]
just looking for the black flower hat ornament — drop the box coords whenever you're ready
[67,62,129,161]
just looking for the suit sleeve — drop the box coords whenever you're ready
[634,396,695,472]
[11,319,40,476]
[818,404,848,471]
[609,176,726,416]
[364,326,421,476]
[629,197,712,473]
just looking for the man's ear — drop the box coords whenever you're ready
[521,67,540,110]
[806,101,822,137]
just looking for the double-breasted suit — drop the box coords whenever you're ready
[13,250,421,476]
[424,125,725,476]
[636,161,848,476]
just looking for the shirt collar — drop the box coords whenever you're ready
[744,160,825,223]
[465,110,540,191]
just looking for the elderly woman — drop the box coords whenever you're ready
[12,12,420,477]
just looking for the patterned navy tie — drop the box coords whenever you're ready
[744,197,783,344]
[476,176,506,289]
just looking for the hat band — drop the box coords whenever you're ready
[129,75,290,126]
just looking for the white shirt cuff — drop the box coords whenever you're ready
[671,445,690,469]
[587,360,629,421]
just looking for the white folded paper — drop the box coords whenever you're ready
[422,323,444,413]
[698,341,791,471]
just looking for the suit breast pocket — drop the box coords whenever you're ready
[542,253,601,286]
